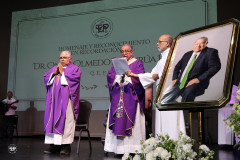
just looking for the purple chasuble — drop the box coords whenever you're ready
[107,59,145,136]
[44,63,81,135]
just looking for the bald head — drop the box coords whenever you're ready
[160,34,173,45]
[157,34,173,52]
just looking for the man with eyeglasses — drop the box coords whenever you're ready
[104,44,146,155]
[43,50,81,155]
[126,34,186,140]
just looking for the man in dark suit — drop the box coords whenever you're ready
[161,37,221,103]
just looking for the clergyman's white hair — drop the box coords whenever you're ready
[60,50,72,58]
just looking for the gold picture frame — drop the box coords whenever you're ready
[154,18,240,110]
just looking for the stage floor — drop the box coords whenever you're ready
[0,137,239,160]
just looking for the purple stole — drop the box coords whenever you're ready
[44,63,81,135]
[107,58,145,136]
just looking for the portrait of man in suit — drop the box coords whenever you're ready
[161,37,221,103]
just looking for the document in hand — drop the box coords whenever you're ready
[112,57,129,75]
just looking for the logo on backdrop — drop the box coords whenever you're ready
[91,17,113,39]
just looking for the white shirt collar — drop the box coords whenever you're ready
[193,51,201,59]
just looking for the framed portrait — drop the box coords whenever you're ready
[154,18,240,110]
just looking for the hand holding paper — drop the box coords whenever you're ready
[126,70,138,78]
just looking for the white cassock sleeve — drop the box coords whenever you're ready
[138,61,160,89]
[138,73,155,89]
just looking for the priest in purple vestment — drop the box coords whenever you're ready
[104,44,146,154]
[43,50,81,155]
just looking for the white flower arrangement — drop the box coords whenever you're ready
[199,144,214,160]
[122,132,214,160]
[199,145,210,153]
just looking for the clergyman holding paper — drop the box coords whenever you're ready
[104,43,146,154]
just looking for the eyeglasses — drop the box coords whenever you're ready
[157,40,168,44]
[120,50,132,53]
[59,57,70,59]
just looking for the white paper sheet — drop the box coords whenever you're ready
[112,58,129,75]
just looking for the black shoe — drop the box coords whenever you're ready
[60,144,71,155]
[44,144,59,154]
